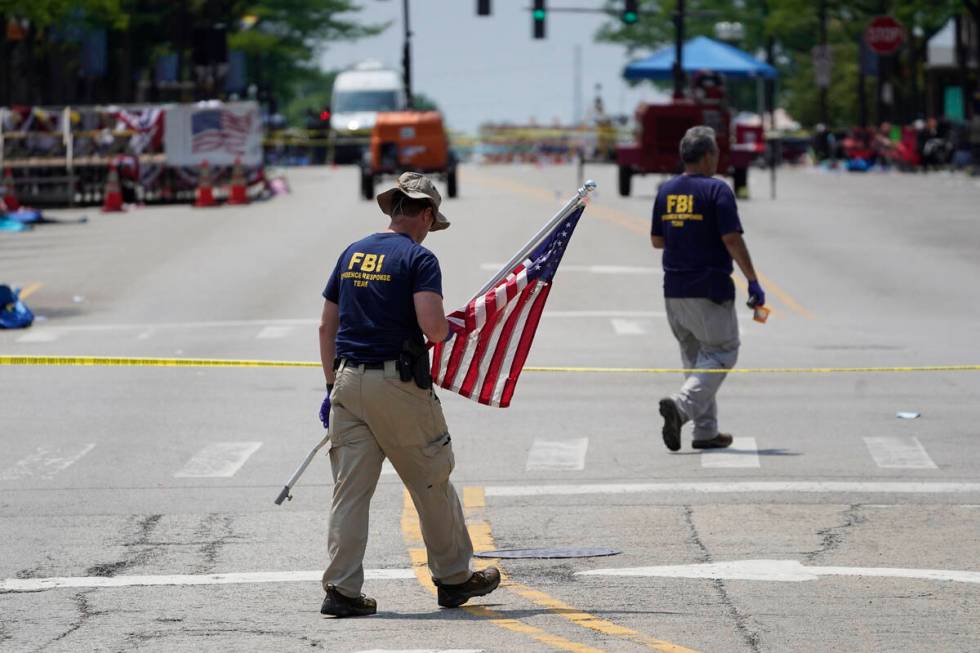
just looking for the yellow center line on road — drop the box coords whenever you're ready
[466,169,810,319]
[401,489,606,653]
[17,282,43,299]
[458,486,700,652]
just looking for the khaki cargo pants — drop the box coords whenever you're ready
[322,360,473,598]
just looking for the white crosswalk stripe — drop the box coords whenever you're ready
[610,318,647,335]
[0,443,96,480]
[15,330,59,343]
[526,438,589,471]
[256,326,293,339]
[174,442,263,478]
[864,436,937,469]
[700,437,761,468]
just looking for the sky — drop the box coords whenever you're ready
[319,1,669,134]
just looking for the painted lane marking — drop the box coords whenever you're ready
[526,438,589,471]
[256,326,293,340]
[700,437,760,468]
[457,489,698,653]
[484,481,980,497]
[0,443,96,481]
[355,650,482,653]
[174,442,263,478]
[400,490,607,653]
[9,318,318,333]
[610,318,647,336]
[1,569,415,592]
[16,330,59,343]
[576,559,980,585]
[481,263,660,275]
[864,436,937,469]
[136,329,154,340]
[547,310,665,319]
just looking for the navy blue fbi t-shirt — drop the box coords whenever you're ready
[323,232,442,364]
[651,175,743,303]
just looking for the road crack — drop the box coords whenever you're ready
[44,590,100,649]
[85,514,163,577]
[682,506,762,653]
[194,513,240,574]
[805,504,865,564]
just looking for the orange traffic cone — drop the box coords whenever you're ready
[2,167,21,211]
[101,163,125,212]
[227,156,249,205]
[193,160,217,208]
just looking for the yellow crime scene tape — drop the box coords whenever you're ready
[1,356,979,375]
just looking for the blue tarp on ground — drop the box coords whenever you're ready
[0,285,35,329]
[624,36,778,81]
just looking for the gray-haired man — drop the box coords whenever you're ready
[650,126,765,451]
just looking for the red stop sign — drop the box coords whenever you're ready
[865,16,905,55]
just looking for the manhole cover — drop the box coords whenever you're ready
[473,547,621,559]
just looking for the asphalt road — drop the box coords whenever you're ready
[1,163,979,653]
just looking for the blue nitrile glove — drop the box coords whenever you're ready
[319,384,334,429]
[747,280,766,308]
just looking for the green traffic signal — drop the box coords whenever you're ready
[622,11,638,24]
[532,9,546,19]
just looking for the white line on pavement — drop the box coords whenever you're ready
[0,568,416,592]
[15,330,60,343]
[543,310,665,319]
[484,481,980,497]
[256,326,293,340]
[864,436,937,469]
[610,318,647,336]
[700,437,760,468]
[356,650,483,653]
[381,460,398,476]
[356,650,482,653]
[576,559,980,585]
[174,442,263,478]
[0,443,97,481]
[526,438,589,471]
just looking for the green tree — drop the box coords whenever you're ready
[596,0,965,128]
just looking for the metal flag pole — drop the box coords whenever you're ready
[274,432,330,505]
[474,179,597,298]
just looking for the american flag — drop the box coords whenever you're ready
[191,109,252,154]
[431,206,585,408]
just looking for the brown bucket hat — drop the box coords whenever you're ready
[376,172,450,232]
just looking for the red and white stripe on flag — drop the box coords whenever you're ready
[430,260,551,408]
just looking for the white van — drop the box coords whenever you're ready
[330,61,407,163]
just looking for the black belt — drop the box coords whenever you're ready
[342,359,386,370]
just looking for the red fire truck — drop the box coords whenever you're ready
[616,73,761,198]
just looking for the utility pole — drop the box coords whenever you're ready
[402,0,414,108]
[818,0,828,126]
[672,0,685,99]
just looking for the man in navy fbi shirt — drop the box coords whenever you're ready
[651,126,765,452]
[316,172,500,618]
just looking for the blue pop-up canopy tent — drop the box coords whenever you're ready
[624,36,778,81]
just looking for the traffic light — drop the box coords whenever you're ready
[477,0,491,16]
[622,0,639,25]
[532,0,546,39]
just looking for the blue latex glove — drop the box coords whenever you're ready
[747,280,766,308]
[319,385,334,429]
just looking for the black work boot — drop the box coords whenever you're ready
[659,398,683,452]
[320,584,377,617]
[434,567,501,608]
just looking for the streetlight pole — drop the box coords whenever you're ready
[402,0,414,108]
[672,0,685,99]
[818,0,828,126]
